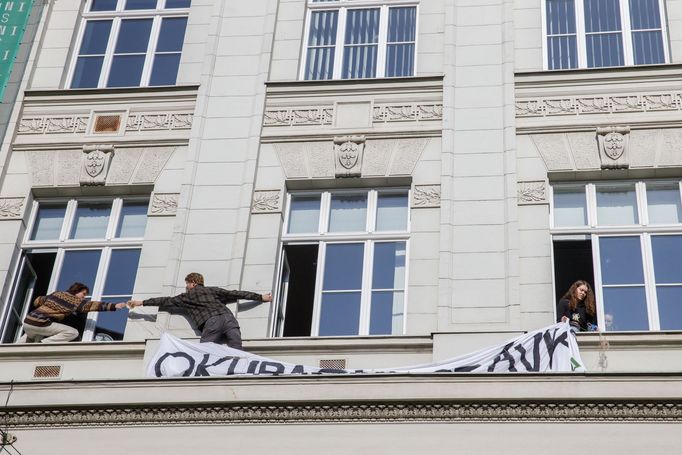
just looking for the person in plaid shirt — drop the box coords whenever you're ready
[127,272,271,350]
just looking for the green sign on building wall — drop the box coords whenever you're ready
[0,0,33,101]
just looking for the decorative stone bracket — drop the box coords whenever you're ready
[334,135,365,178]
[412,185,441,208]
[0,197,25,219]
[597,126,630,169]
[148,193,179,216]
[517,181,548,205]
[80,144,114,186]
[251,190,282,214]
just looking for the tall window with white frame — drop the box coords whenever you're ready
[70,0,190,89]
[544,0,667,70]
[550,180,682,332]
[273,189,409,337]
[302,0,417,80]
[0,197,149,343]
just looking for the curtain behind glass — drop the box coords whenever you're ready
[546,0,577,69]
[385,7,416,77]
[305,10,338,80]
[342,8,380,79]
[629,0,664,64]
[584,0,624,67]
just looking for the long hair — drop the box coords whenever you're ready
[66,282,89,295]
[561,280,595,316]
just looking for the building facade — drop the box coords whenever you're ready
[0,0,681,453]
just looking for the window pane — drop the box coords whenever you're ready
[387,7,416,42]
[553,188,587,227]
[370,290,403,335]
[547,0,576,35]
[323,243,363,290]
[329,194,367,232]
[102,249,141,295]
[596,186,638,225]
[107,54,145,87]
[603,286,649,331]
[651,235,682,284]
[629,0,661,30]
[30,205,66,241]
[376,193,408,231]
[547,35,578,69]
[149,53,181,85]
[305,10,338,80]
[546,0,578,70]
[632,30,665,65]
[288,195,321,234]
[56,250,102,291]
[70,203,111,239]
[156,17,187,52]
[599,236,644,284]
[342,8,379,79]
[116,201,148,238]
[71,57,105,88]
[79,21,113,54]
[647,187,682,224]
[115,19,153,53]
[165,0,191,7]
[319,292,360,336]
[372,242,406,289]
[125,0,157,9]
[657,286,682,330]
[385,43,414,77]
[385,7,416,77]
[91,0,118,11]
[586,32,624,67]
[584,0,622,32]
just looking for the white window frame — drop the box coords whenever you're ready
[549,180,682,331]
[275,188,410,337]
[299,0,419,80]
[541,0,670,70]
[67,0,190,89]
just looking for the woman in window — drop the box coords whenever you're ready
[556,280,598,332]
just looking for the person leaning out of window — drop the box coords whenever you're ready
[19,282,127,343]
[556,280,598,332]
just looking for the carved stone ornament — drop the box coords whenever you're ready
[412,185,441,208]
[149,193,179,216]
[517,181,548,205]
[596,126,630,169]
[0,197,25,219]
[80,144,114,186]
[334,136,365,178]
[251,190,282,214]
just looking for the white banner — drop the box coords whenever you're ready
[146,322,584,378]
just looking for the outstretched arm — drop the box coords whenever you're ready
[215,289,272,303]
[128,294,187,314]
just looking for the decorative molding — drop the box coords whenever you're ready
[18,115,89,134]
[149,193,179,216]
[263,107,334,127]
[334,135,365,178]
[412,185,441,208]
[516,93,682,118]
[373,103,443,123]
[0,197,25,219]
[517,181,548,205]
[2,401,681,428]
[125,113,194,131]
[596,126,630,169]
[80,144,114,186]
[252,190,282,214]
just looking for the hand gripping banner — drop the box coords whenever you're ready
[147,321,585,378]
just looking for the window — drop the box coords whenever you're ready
[70,0,190,88]
[0,197,148,343]
[273,189,409,337]
[543,0,667,70]
[550,181,682,332]
[302,0,417,80]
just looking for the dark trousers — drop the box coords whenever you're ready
[200,313,243,350]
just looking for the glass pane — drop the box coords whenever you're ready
[370,290,404,335]
[657,286,682,330]
[342,44,378,79]
[386,7,416,77]
[329,194,367,232]
[584,0,622,32]
[30,205,66,241]
[305,47,335,80]
[632,30,665,65]
[651,236,682,284]
[387,7,416,42]
[56,250,102,291]
[91,0,118,11]
[156,17,187,52]
[586,33,624,67]
[599,236,644,284]
[116,201,148,238]
[287,195,321,234]
[94,296,129,341]
[376,193,408,231]
[647,187,682,224]
[102,249,141,295]
[342,8,379,79]
[547,35,578,69]
[553,188,587,227]
[386,43,415,77]
[107,55,145,87]
[629,0,661,29]
[596,186,638,225]
[165,0,191,7]
[116,19,153,53]
[372,242,406,289]
[319,292,360,336]
[546,0,576,35]
[70,203,111,239]
[79,21,112,54]
[305,10,337,80]
[149,53,181,85]
[603,286,649,331]
[71,56,104,88]
[125,0,157,9]
[323,243,363,290]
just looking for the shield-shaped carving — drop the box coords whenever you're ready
[85,150,106,177]
[603,132,625,160]
[338,141,359,169]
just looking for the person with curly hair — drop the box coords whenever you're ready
[556,280,598,332]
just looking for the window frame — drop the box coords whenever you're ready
[274,188,411,337]
[541,0,670,70]
[67,0,190,89]
[299,0,420,80]
[549,180,682,331]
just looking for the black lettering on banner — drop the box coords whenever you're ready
[258,361,286,375]
[487,342,517,372]
[542,328,568,369]
[453,365,480,372]
[290,364,306,375]
[225,357,241,375]
[514,332,543,372]
[194,354,235,377]
[154,352,195,377]
[246,360,261,374]
[315,368,347,374]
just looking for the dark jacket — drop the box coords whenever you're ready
[556,298,596,331]
[24,291,117,327]
[142,285,263,329]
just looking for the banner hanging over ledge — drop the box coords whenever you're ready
[146,322,585,378]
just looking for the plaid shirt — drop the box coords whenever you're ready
[142,286,263,328]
